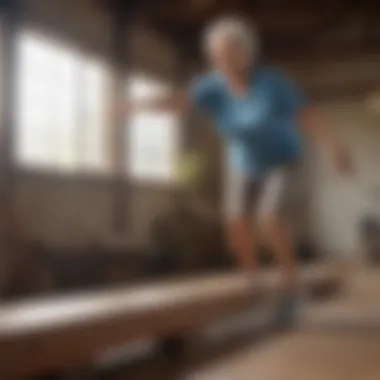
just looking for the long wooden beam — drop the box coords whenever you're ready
[0,264,341,378]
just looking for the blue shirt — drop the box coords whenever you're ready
[190,66,306,178]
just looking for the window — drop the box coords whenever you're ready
[126,75,179,182]
[15,31,110,173]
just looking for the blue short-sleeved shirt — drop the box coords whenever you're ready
[190,66,306,178]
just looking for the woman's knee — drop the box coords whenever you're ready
[257,211,282,236]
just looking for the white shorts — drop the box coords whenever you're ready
[224,163,303,221]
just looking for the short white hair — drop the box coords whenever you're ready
[203,15,259,60]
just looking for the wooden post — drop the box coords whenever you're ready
[109,0,130,234]
[0,0,19,209]
[0,0,21,296]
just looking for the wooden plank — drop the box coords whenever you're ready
[0,264,340,377]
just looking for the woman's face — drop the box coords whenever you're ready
[208,35,251,78]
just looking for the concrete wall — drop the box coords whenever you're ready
[13,172,175,249]
[308,101,380,258]
[287,57,380,258]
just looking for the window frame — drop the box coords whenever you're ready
[14,27,112,177]
[13,27,182,183]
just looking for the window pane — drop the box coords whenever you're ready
[126,75,179,182]
[15,31,110,174]
[15,32,78,170]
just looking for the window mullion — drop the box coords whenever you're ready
[74,54,87,172]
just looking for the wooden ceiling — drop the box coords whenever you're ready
[97,0,380,60]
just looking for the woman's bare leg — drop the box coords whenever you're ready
[257,165,301,328]
[226,217,258,272]
[259,212,298,293]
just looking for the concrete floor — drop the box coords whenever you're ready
[186,331,380,380]
[108,266,380,380]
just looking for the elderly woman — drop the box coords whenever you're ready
[122,16,352,325]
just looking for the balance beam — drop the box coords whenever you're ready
[0,264,341,378]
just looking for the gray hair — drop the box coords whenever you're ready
[203,15,259,60]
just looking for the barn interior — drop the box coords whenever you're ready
[1,0,380,379]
